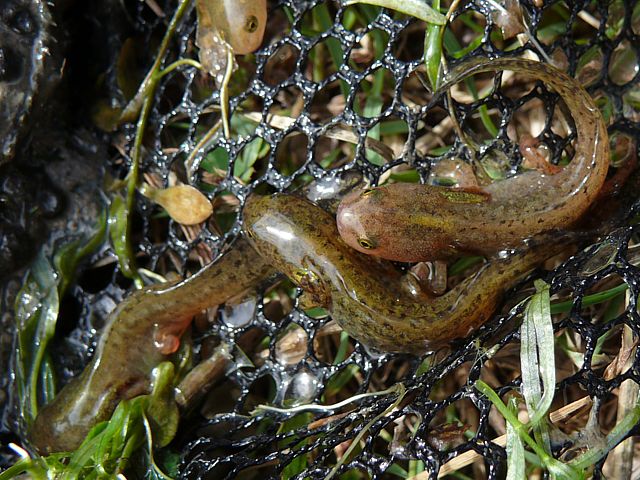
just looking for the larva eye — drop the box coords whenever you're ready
[358,238,376,249]
[245,15,259,33]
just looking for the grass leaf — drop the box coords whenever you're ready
[109,194,142,286]
[54,210,107,296]
[345,0,446,25]
[520,280,556,427]
[5,217,179,479]
[505,398,525,480]
[14,250,60,423]
[569,395,640,470]
[424,0,442,90]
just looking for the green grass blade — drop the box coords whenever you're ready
[570,396,640,470]
[442,31,499,137]
[314,3,349,99]
[109,193,142,286]
[54,209,107,296]
[424,0,442,90]
[345,0,446,25]
[550,283,628,314]
[505,398,525,480]
[475,380,583,480]
[14,250,59,423]
[0,458,36,480]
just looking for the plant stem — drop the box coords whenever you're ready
[120,0,194,122]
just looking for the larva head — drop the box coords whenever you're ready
[337,184,462,262]
[222,0,267,54]
[336,187,388,257]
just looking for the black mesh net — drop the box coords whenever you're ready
[4,0,640,478]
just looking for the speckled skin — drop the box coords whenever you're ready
[29,174,364,455]
[196,0,266,54]
[243,194,574,354]
[30,239,275,454]
[337,57,609,262]
[30,189,575,453]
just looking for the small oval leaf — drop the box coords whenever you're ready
[147,184,213,225]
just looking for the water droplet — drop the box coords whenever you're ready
[609,41,639,86]
[275,323,308,365]
[221,296,257,327]
[283,370,318,405]
[576,47,604,87]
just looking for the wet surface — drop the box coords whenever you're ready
[0,0,128,457]
[0,0,60,163]
[2,0,640,477]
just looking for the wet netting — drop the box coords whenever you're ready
[11,0,640,478]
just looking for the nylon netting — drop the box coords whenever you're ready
[8,0,640,478]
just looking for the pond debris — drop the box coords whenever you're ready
[140,183,213,225]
